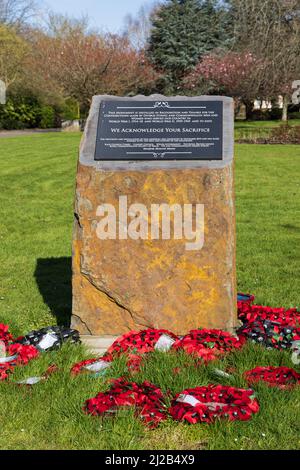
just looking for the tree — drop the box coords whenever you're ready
[0,0,37,28]
[27,23,159,115]
[230,0,300,120]
[185,51,267,118]
[123,3,156,50]
[0,24,28,89]
[147,0,232,93]
[45,12,91,38]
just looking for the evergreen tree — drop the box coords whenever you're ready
[147,0,232,93]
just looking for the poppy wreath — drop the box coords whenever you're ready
[105,329,179,358]
[245,366,300,390]
[103,328,179,372]
[237,302,300,328]
[237,299,300,349]
[0,344,39,381]
[0,323,39,381]
[172,329,246,362]
[237,320,300,350]
[71,355,112,376]
[170,385,259,424]
[15,326,80,351]
[0,323,13,345]
[7,343,39,365]
[6,343,39,365]
[0,364,14,381]
[84,377,168,428]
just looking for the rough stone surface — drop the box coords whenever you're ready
[71,95,237,336]
[72,165,237,335]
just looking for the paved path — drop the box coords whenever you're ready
[81,335,118,355]
[0,129,61,138]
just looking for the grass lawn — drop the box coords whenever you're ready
[235,119,300,128]
[0,133,299,450]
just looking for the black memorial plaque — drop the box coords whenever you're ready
[94,100,223,161]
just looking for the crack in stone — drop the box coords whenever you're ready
[72,313,93,335]
[81,271,151,329]
[74,211,82,229]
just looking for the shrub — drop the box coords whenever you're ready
[0,99,40,129]
[236,124,300,144]
[61,98,79,121]
[248,109,269,121]
[38,106,55,129]
[268,107,283,120]
[0,96,63,129]
[270,124,300,143]
[289,111,300,120]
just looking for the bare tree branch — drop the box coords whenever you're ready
[0,0,37,28]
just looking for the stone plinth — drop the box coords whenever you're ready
[71,95,236,336]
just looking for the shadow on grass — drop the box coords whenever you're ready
[34,257,72,326]
[281,223,300,233]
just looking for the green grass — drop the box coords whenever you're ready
[235,119,300,128]
[0,343,299,450]
[0,133,299,449]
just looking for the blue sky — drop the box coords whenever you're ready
[44,0,154,33]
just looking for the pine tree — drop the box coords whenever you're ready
[147,0,231,93]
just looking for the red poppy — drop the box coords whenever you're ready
[84,378,167,428]
[0,364,14,381]
[7,343,39,365]
[238,303,300,327]
[170,385,259,424]
[106,329,178,358]
[0,323,13,345]
[245,366,300,390]
[172,329,246,362]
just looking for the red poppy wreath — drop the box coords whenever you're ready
[170,384,259,424]
[245,366,300,390]
[84,377,168,428]
[106,328,178,357]
[172,329,246,362]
